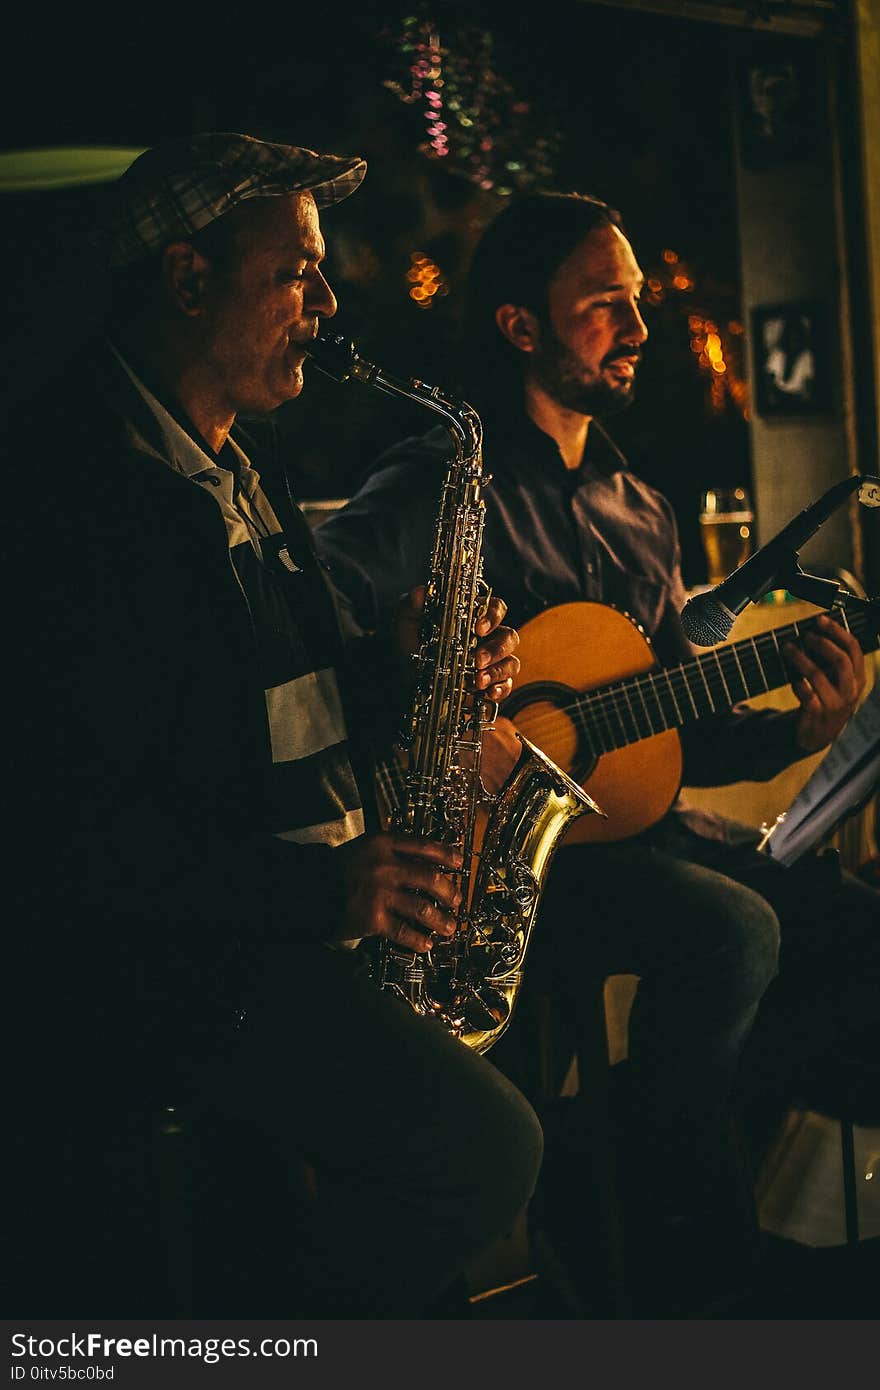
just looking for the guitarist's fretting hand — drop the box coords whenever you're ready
[783,614,867,754]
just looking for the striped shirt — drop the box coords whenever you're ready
[109,343,365,849]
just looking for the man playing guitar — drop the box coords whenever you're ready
[315,192,878,1317]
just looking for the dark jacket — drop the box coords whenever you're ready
[7,343,383,1082]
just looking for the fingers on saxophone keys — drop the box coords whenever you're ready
[392,892,459,951]
[409,865,463,914]
[388,916,436,953]
[475,625,519,677]
[475,595,508,637]
[390,843,462,904]
[390,836,463,871]
[479,627,518,656]
[485,679,513,701]
[476,657,520,698]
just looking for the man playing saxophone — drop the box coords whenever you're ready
[7,132,543,1318]
[306,330,598,1051]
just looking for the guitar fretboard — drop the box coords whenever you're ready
[575,606,875,755]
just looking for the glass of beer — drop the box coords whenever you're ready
[699,486,755,585]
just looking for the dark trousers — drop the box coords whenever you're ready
[10,940,542,1320]
[490,816,878,1309]
[638,817,880,1142]
[196,940,544,1318]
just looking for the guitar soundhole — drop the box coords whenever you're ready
[504,681,597,785]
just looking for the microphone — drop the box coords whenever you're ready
[681,474,880,645]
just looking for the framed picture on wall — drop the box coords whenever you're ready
[736,47,819,171]
[751,301,830,417]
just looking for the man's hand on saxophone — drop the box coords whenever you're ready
[393,584,523,793]
[333,583,523,954]
[472,596,522,701]
[335,834,464,953]
[393,585,521,707]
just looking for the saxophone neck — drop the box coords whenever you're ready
[307,331,481,460]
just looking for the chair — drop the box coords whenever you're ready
[790,1046,880,1248]
[9,1087,313,1317]
[157,1099,317,1316]
[558,979,631,1317]
[10,1095,187,1316]
[498,978,631,1317]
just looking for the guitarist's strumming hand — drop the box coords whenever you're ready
[784,614,867,754]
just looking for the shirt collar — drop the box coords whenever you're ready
[496,411,628,482]
[105,339,254,483]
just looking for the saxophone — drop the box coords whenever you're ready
[308,331,603,1053]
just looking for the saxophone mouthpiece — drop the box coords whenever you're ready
[307,333,466,424]
[306,330,358,382]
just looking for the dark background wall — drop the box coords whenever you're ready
[0,1,857,585]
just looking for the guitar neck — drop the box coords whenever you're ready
[574,603,876,754]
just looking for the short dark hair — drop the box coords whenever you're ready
[459,191,623,421]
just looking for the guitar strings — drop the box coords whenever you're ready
[491,609,871,756]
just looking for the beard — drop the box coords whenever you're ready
[532,321,640,418]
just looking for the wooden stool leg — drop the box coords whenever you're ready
[571,986,630,1317]
[841,1118,860,1247]
[489,981,631,1315]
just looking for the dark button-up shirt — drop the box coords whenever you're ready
[315,415,804,796]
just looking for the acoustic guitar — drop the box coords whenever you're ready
[376,595,878,845]
[500,597,878,844]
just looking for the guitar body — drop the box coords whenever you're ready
[507,602,682,844]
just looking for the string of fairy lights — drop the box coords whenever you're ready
[380,14,750,417]
[380,15,559,196]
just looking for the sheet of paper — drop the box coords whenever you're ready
[765,684,880,866]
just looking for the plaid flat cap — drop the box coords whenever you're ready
[99,131,367,267]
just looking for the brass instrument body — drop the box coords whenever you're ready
[308,331,602,1052]
[450,735,601,1053]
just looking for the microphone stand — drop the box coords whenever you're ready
[750,472,880,611]
[685,473,880,644]
[774,558,847,609]
[773,558,877,623]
